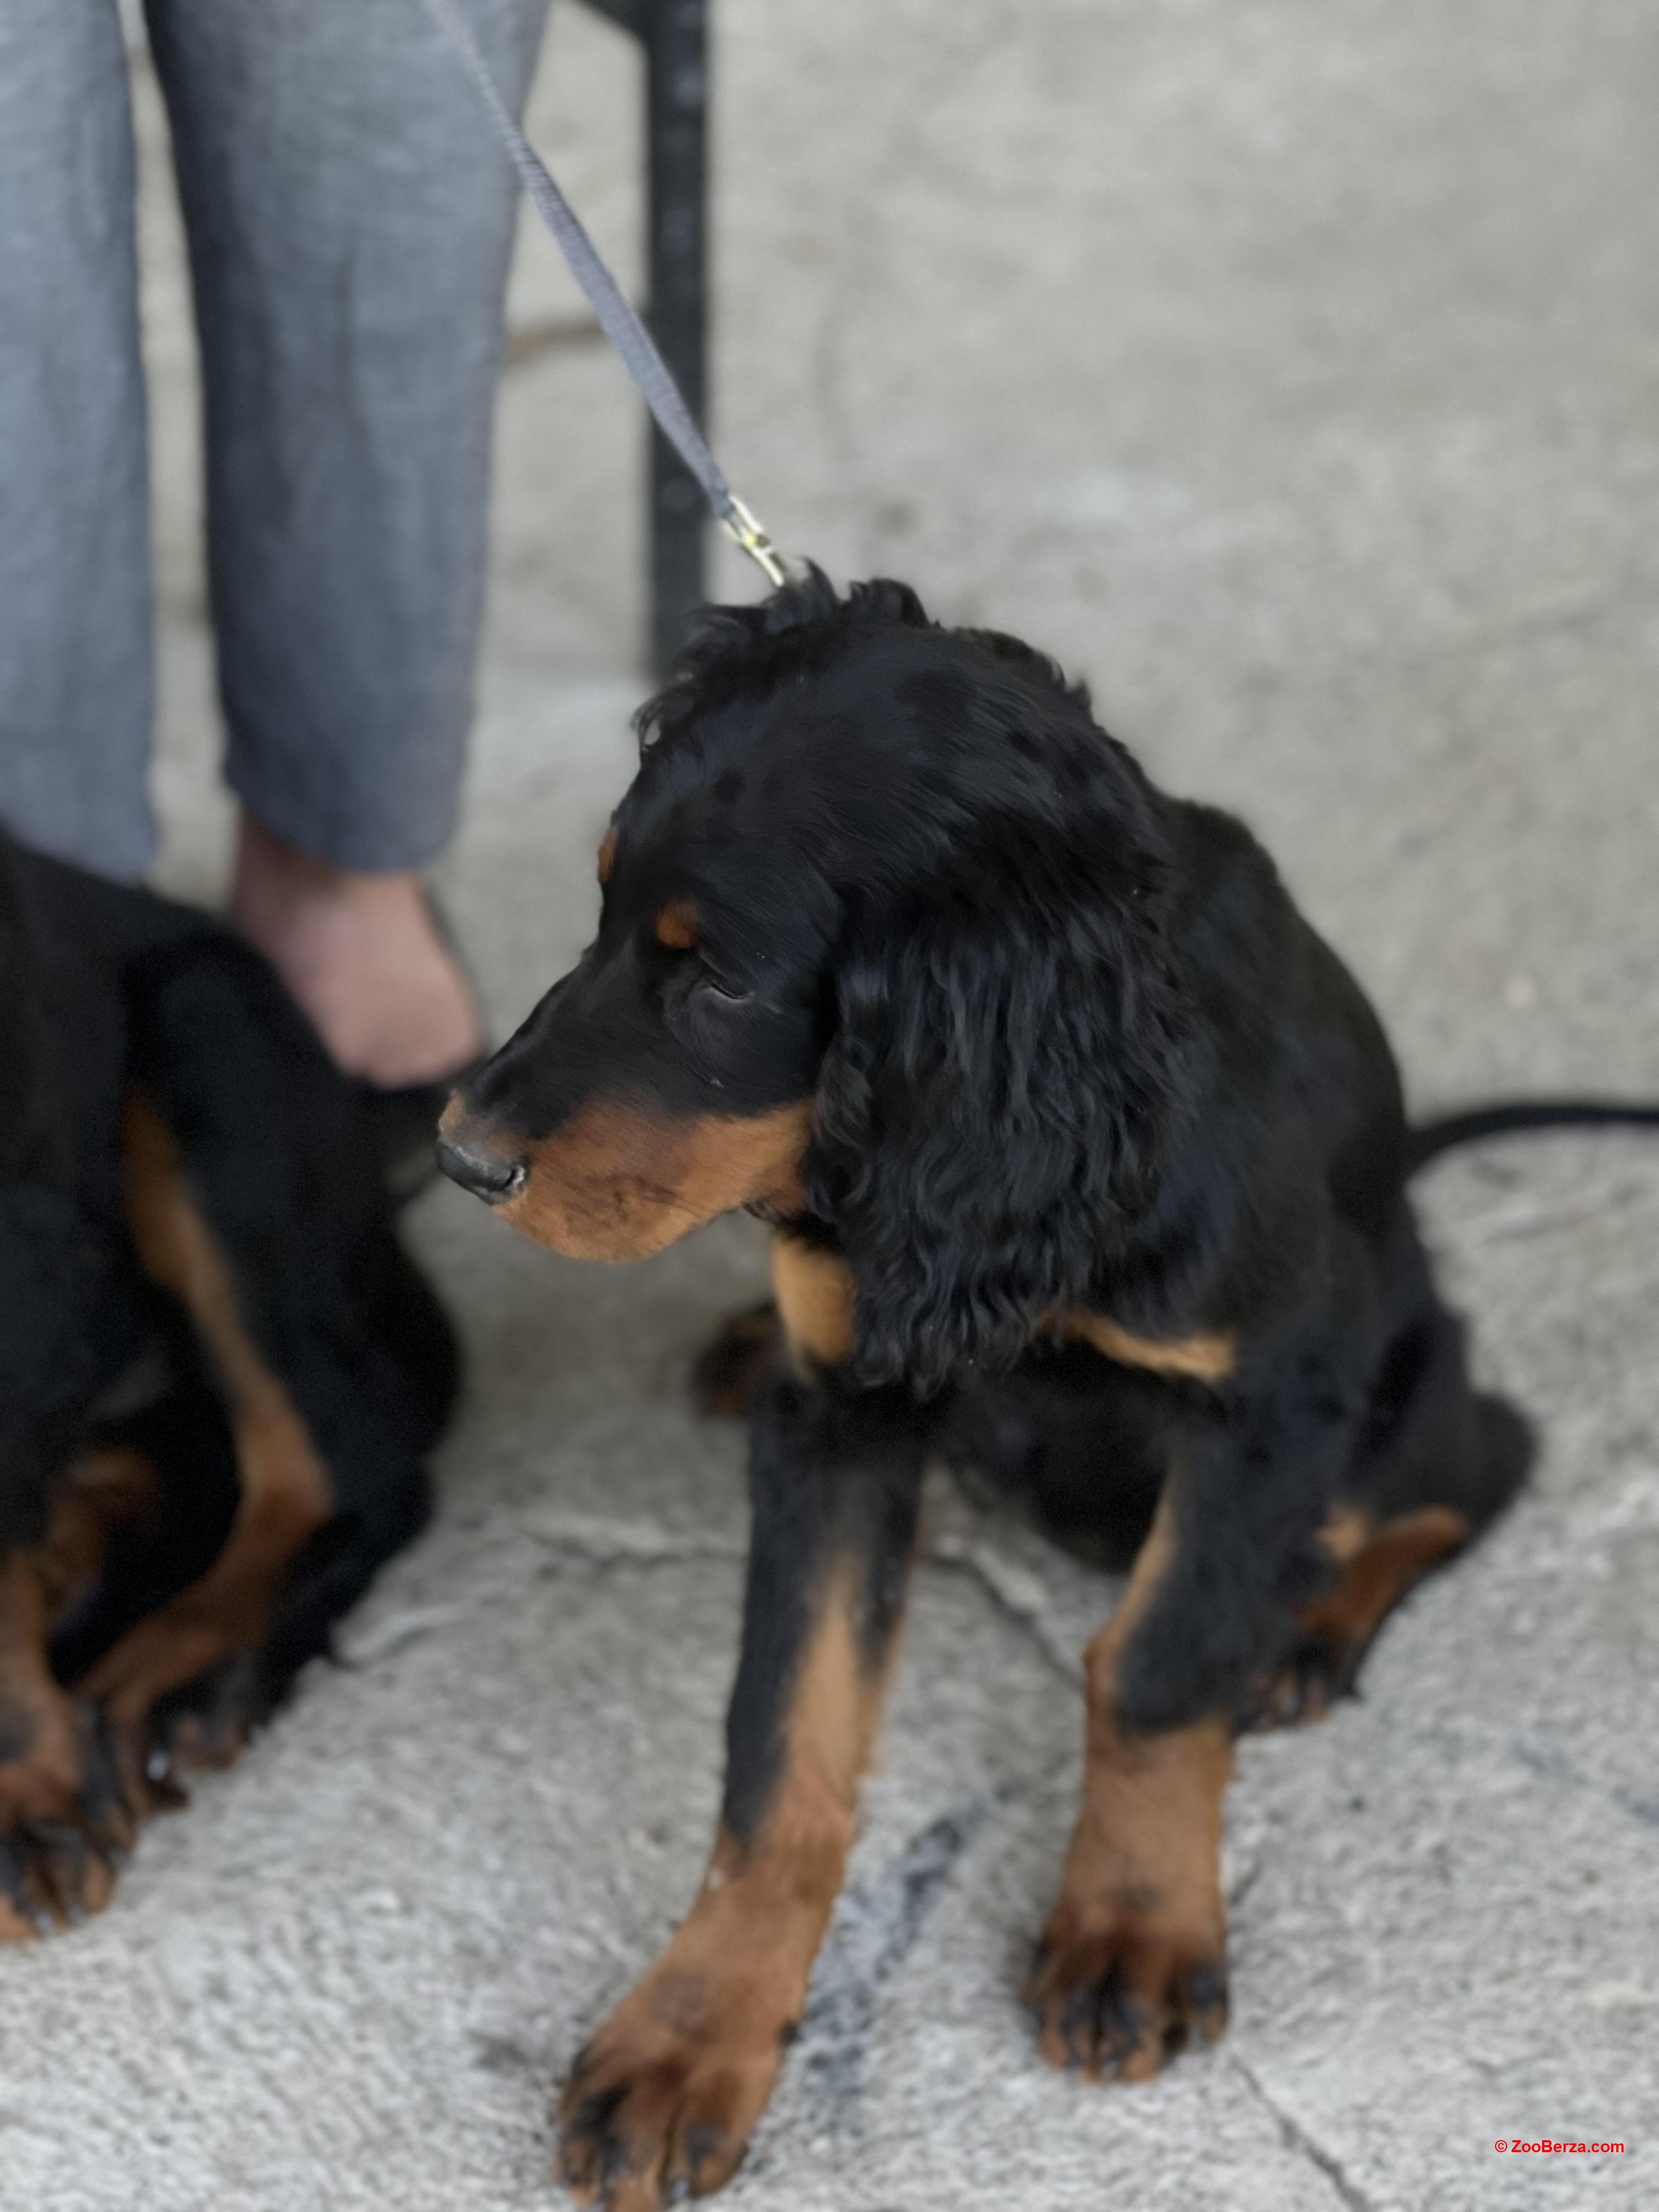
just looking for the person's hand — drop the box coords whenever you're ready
[230,812,481,1088]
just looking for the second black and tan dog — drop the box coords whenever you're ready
[439,573,1655,2209]
[0,830,456,1936]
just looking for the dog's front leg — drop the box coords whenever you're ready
[1025,1478,1234,2080]
[1028,1345,1358,2081]
[75,1091,335,1796]
[558,1364,926,2209]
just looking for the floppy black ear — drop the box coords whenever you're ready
[805,831,1190,1393]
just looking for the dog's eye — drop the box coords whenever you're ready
[697,973,754,1008]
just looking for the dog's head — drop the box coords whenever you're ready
[440,574,1192,1389]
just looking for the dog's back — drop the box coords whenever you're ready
[0,834,207,1544]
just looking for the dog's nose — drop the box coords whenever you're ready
[436,1136,527,1203]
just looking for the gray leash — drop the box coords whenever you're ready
[422,0,787,588]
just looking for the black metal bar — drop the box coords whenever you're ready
[572,0,709,674]
[643,0,709,673]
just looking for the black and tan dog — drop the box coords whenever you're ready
[439,574,1655,2208]
[0,828,456,1936]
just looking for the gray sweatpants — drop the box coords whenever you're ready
[0,0,549,880]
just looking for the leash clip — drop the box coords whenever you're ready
[721,496,789,590]
[426,0,797,600]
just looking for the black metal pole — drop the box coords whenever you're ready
[644,0,709,674]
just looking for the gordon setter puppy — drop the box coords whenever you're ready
[0,829,456,1937]
[439,574,1652,2207]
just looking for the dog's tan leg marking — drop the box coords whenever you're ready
[1028,1495,1233,2080]
[36,1447,161,1623]
[771,1235,856,1372]
[77,1093,334,1779]
[1304,1504,1468,1650]
[559,1559,897,2208]
[1063,1310,1237,1384]
[1255,1502,1470,1726]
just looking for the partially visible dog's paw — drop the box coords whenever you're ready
[691,1301,780,1420]
[1024,1901,1228,2081]
[76,1586,268,1803]
[1245,1632,1358,1730]
[150,1651,266,1773]
[1248,1502,1471,1732]
[0,1699,132,1939]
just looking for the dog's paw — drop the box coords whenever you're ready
[558,1967,788,2209]
[150,1651,266,1773]
[0,1697,132,1939]
[691,1300,780,1420]
[82,1650,272,1837]
[1248,1504,1470,1732]
[1024,1901,1228,2081]
[1245,1632,1359,1730]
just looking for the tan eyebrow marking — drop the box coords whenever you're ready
[597,826,618,885]
[654,896,699,951]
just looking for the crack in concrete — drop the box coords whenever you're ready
[795,1760,1062,2129]
[797,1799,998,2123]
[514,1514,1092,1704]
[520,1509,747,1570]
[336,1602,466,1668]
[1448,1175,1659,1248]
[1230,2055,1379,2212]
[1509,1739,1659,1830]
[926,1534,1086,1688]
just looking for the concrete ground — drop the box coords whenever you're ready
[5,3,1658,2207]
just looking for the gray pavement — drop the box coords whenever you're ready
[4,3,1657,2208]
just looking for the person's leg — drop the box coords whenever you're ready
[0,0,155,881]
[145,0,551,1082]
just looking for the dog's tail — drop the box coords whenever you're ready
[1406,1098,1659,1174]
